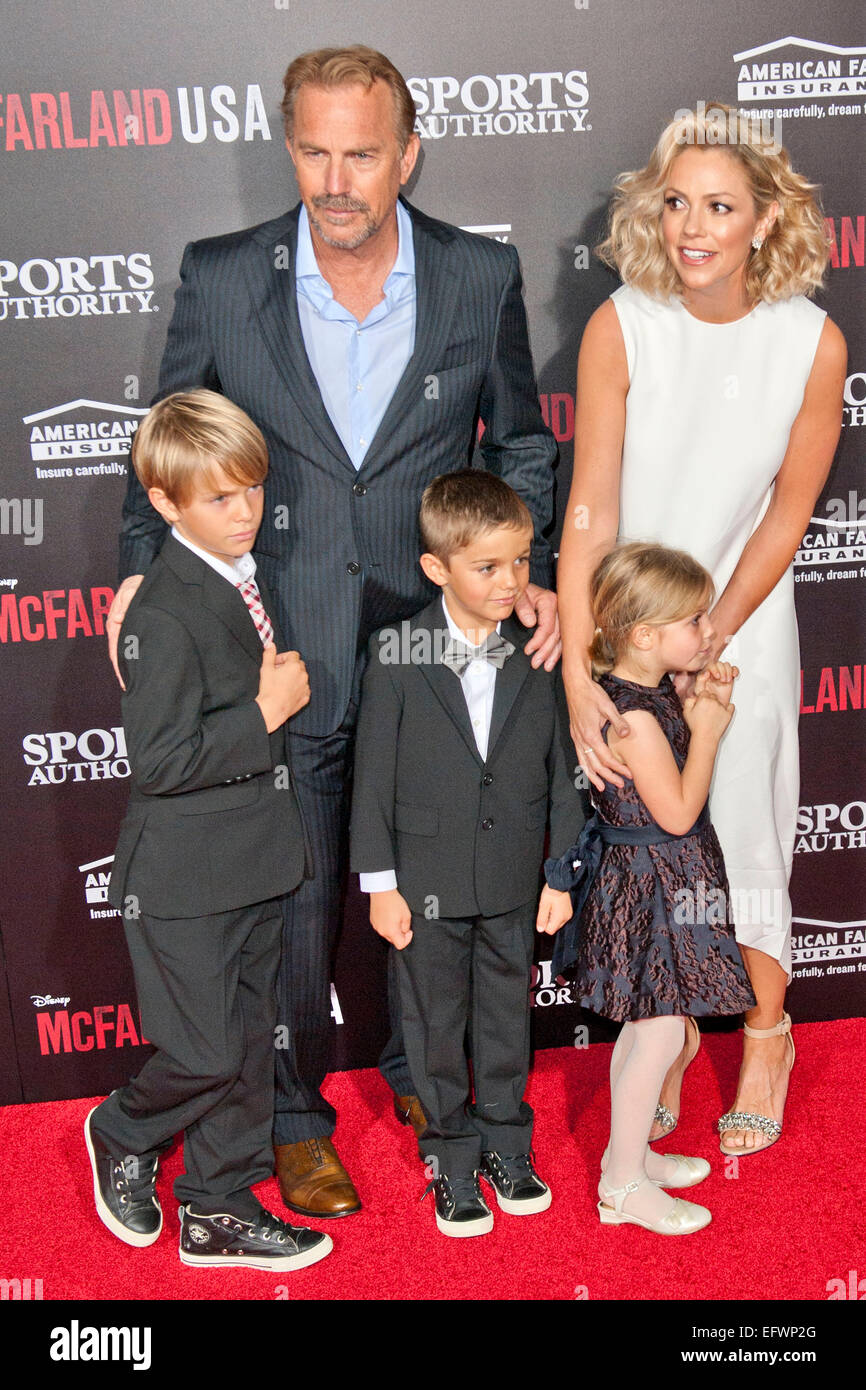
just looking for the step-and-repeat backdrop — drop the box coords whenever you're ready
[1,1,863,1103]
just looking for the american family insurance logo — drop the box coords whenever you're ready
[79,854,121,921]
[795,486,866,584]
[792,918,866,976]
[409,69,590,138]
[24,400,146,481]
[0,83,271,150]
[735,37,866,112]
[0,253,156,321]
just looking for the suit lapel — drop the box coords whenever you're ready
[244,211,354,474]
[487,616,532,756]
[359,202,464,474]
[411,601,483,768]
[160,536,266,665]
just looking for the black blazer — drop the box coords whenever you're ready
[349,598,583,919]
[108,535,309,919]
[120,199,556,738]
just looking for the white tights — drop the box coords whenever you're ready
[600,1016,686,1221]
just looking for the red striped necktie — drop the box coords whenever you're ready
[235,576,274,646]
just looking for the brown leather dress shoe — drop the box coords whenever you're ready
[393,1094,428,1142]
[274,1137,361,1218]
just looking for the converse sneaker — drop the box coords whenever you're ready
[480,1150,552,1214]
[84,1106,162,1247]
[179,1204,332,1271]
[422,1171,494,1237]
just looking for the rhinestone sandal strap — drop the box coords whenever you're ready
[654,1102,676,1129]
[717,1110,782,1139]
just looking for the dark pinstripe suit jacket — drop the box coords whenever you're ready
[120,198,557,737]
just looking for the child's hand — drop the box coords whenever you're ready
[536,885,573,935]
[255,643,310,731]
[683,690,734,742]
[369,889,413,950]
[695,661,739,707]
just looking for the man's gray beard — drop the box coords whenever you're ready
[308,208,379,251]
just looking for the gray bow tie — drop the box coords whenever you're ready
[441,631,515,677]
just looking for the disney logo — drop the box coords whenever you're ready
[31,994,71,1007]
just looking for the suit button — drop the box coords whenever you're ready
[346,561,361,575]
[352,482,367,496]
[481,818,494,830]
[482,774,494,786]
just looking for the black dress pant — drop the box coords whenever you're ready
[272,714,413,1145]
[92,900,282,1212]
[395,904,536,1177]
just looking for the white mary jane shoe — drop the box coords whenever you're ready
[601,1148,710,1189]
[597,1175,711,1235]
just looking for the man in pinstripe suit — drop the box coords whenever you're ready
[111,45,559,1220]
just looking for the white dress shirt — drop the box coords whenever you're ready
[171,526,257,587]
[360,595,502,895]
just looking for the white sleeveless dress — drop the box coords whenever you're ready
[612,285,826,980]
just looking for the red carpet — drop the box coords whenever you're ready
[3,1019,864,1301]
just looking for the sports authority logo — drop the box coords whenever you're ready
[409,70,590,138]
[22,727,130,785]
[79,854,120,921]
[792,918,866,977]
[796,800,866,848]
[735,37,866,112]
[530,960,575,1007]
[0,253,155,322]
[0,84,270,151]
[23,400,146,481]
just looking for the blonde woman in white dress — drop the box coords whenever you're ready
[558,104,846,1158]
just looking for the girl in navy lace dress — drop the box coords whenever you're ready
[539,543,754,1235]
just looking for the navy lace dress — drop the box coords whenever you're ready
[565,674,755,1023]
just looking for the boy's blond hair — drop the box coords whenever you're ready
[131,389,268,505]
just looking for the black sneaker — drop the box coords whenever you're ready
[179,1204,333,1271]
[422,1171,493,1237]
[84,1106,162,1247]
[480,1150,552,1214]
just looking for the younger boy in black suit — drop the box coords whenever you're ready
[350,471,579,1236]
[85,390,331,1272]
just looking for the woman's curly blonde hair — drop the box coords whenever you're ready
[597,102,829,304]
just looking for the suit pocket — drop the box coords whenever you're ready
[525,794,548,831]
[395,801,439,836]
[172,780,260,815]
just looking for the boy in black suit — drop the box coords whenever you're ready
[350,471,579,1236]
[85,390,331,1272]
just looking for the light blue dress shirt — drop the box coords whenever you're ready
[295,201,416,469]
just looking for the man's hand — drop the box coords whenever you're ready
[107,575,145,688]
[369,889,413,949]
[255,644,310,732]
[536,884,573,935]
[695,660,739,708]
[514,583,561,671]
